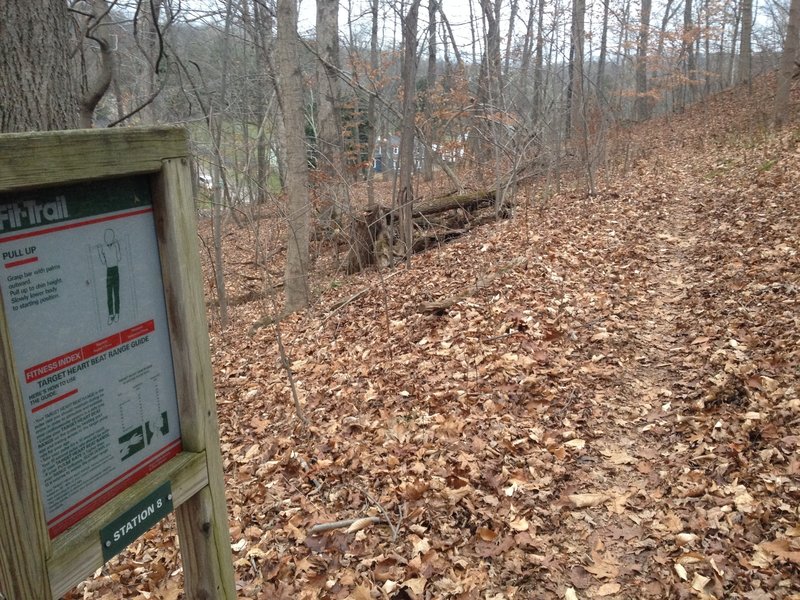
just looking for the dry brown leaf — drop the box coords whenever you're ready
[568,493,607,508]
[403,577,427,597]
[564,587,579,600]
[509,517,529,532]
[595,582,621,596]
[347,585,372,600]
[691,573,711,592]
[676,552,705,565]
[346,518,378,534]
[565,438,586,450]
[759,539,800,564]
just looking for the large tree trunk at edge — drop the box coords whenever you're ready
[0,0,78,132]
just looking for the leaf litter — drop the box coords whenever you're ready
[64,76,799,599]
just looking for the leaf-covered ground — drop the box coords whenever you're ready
[68,77,799,599]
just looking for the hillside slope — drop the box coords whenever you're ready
[70,76,799,599]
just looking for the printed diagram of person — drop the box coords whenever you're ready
[97,228,122,325]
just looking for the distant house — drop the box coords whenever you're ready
[372,135,401,172]
[371,132,469,173]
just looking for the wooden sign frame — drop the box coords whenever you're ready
[0,127,235,599]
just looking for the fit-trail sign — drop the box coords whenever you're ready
[0,176,182,539]
[0,127,235,600]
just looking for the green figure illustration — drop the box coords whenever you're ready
[97,228,122,325]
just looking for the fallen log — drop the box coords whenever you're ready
[413,188,496,217]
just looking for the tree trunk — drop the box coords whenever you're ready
[208,0,236,328]
[504,0,519,78]
[569,0,586,141]
[738,0,753,86]
[479,0,506,215]
[366,0,379,208]
[397,0,421,261]
[597,0,610,95]
[635,0,652,121]
[253,0,276,205]
[726,3,741,88]
[315,0,349,214]
[532,0,545,125]
[76,0,115,128]
[423,0,437,182]
[775,0,800,126]
[0,0,78,132]
[139,0,165,124]
[518,0,536,112]
[681,0,696,111]
[276,0,311,312]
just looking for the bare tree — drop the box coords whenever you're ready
[276,0,311,311]
[250,0,279,204]
[567,0,586,140]
[635,0,652,121]
[73,0,115,127]
[365,0,380,208]
[596,0,610,95]
[315,0,349,217]
[136,0,166,124]
[738,0,753,86]
[775,0,800,126]
[479,0,507,215]
[206,0,236,328]
[397,0,422,261]
[680,0,697,111]
[422,0,438,181]
[532,0,545,124]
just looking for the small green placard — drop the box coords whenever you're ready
[100,481,173,561]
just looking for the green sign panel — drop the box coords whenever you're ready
[100,481,173,561]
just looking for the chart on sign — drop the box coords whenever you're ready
[0,177,182,538]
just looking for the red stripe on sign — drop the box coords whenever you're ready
[81,333,121,360]
[0,207,153,244]
[24,320,155,383]
[4,256,38,268]
[47,439,183,538]
[120,320,155,342]
[31,388,78,414]
[25,349,84,384]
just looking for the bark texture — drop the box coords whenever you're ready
[0,0,78,132]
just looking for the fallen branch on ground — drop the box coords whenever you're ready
[415,256,528,315]
[307,516,384,535]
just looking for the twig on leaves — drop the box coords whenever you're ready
[358,487,405,543]
[307,516,384,535]
[324,269,403,319]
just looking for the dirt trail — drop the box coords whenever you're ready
[523,186,704,596]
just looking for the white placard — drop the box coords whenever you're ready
[0,176,181,538]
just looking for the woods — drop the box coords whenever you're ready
[3,0,799,299]
[1,0,800,598]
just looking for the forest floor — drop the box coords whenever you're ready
[69,76,799,599]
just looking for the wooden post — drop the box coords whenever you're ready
[0,128,235,599]
[0,330,51,599]
[154,158,236,598]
